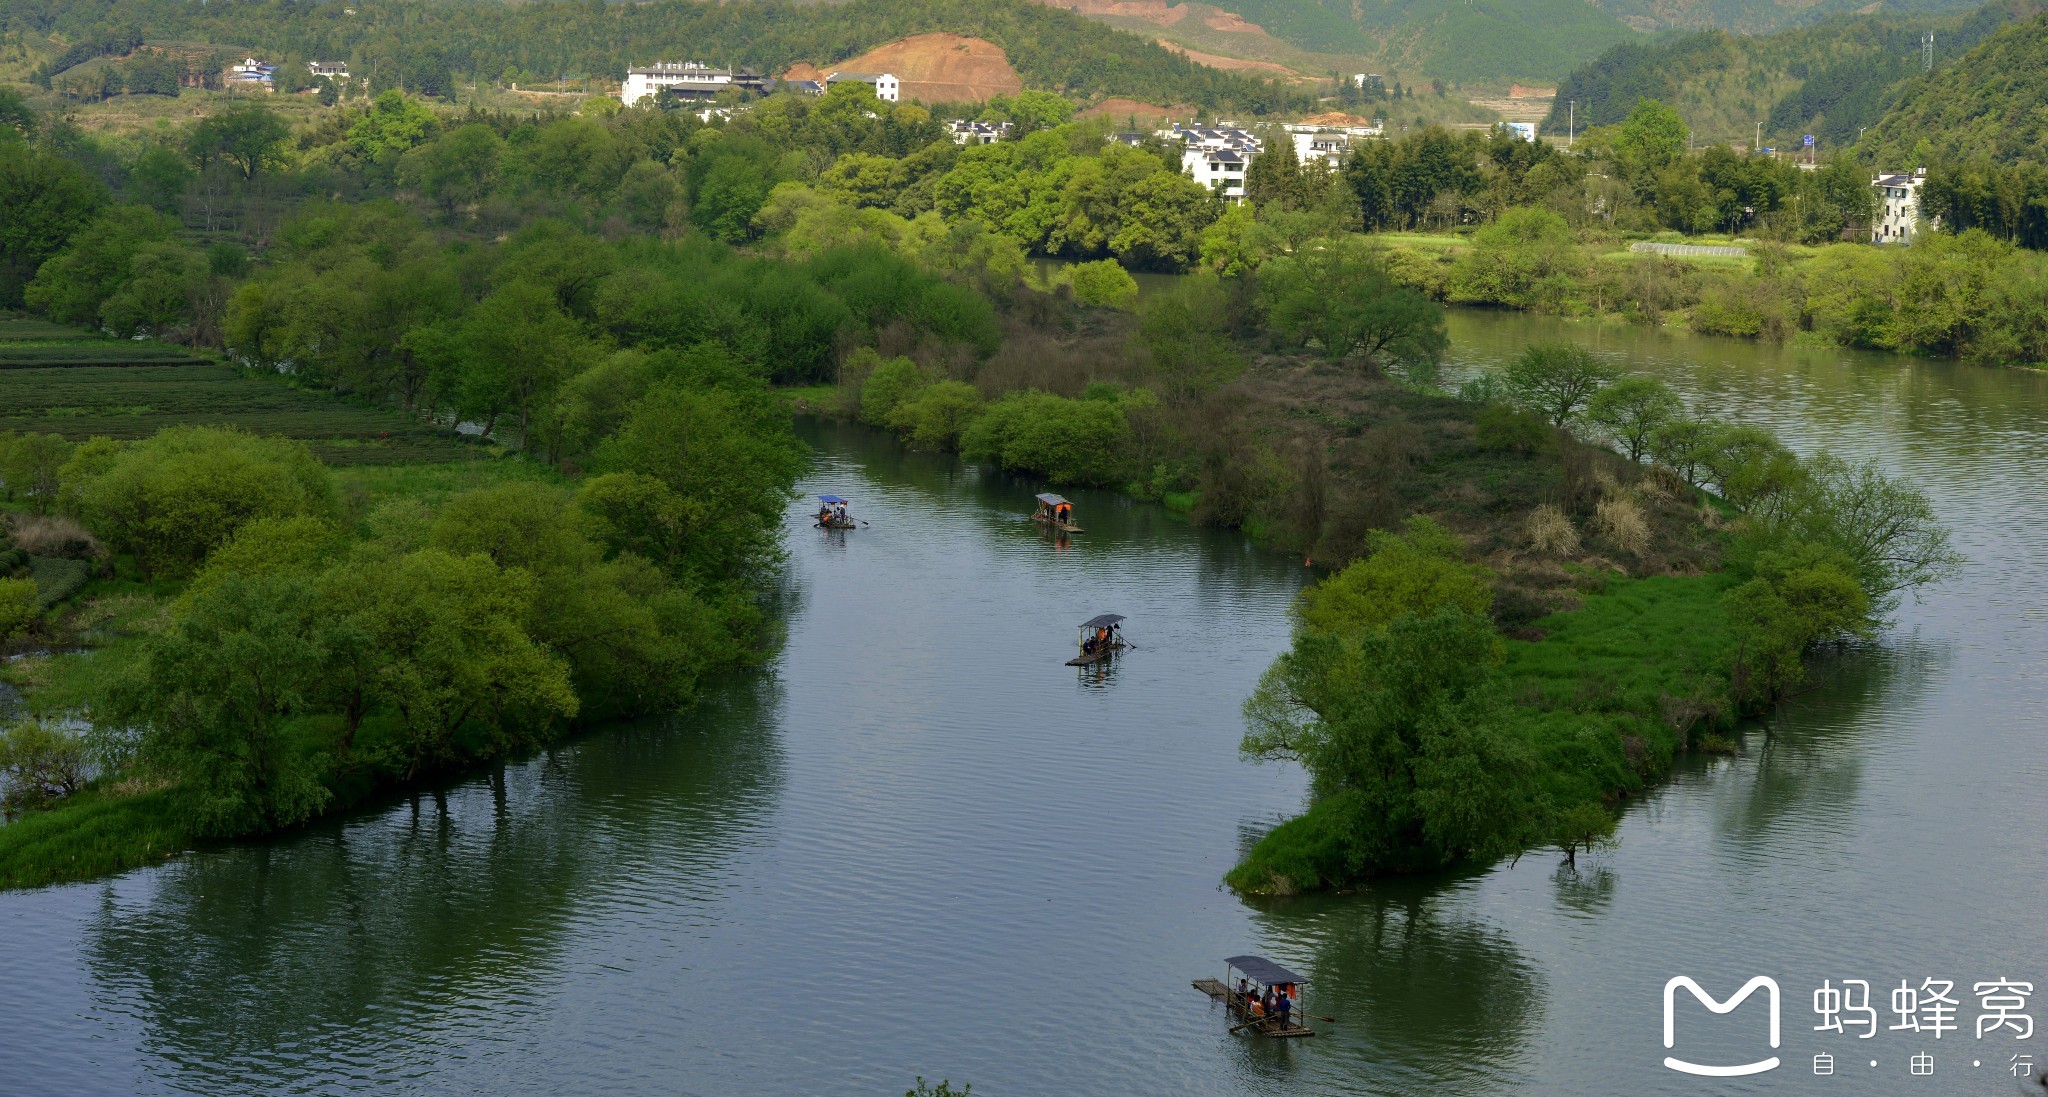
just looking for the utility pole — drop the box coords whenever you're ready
[1755,120,1762,155]
[1568,99,1574,146]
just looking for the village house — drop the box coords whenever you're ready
[620,63,770,107]
[947,119,1014,144]
[307,60,349,80]
[227,57,275,88]
[1871,169,1930,245]
[1287,129,1350,167]
[825,72,899,102]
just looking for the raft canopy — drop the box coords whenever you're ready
[818,495,849,504]
[1079,613,1125,629]
[1036,493,1069,506]
[1225,955,1307,987]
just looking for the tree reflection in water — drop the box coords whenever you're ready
[79,677,783,1093]
[1242,886,1543,1094]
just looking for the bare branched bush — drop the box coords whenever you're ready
[6,515,102,559]
[1595,495,1651,556]
[1527,503,1581,556]
[1696,502,1724,530]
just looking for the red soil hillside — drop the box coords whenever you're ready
[1078,97,1198,123]
[783,33,1023,103]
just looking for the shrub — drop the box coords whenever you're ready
[1065,259,1139,310]
[858,353,927,427]
[887,380,983,451]
[1296,516,1491,637]
[5,514,101,559]
[1527,503,1579,556]
[0,720,88,816]
[1475,403,1551,454]
[960,390,1130,485]
[1594,495,1650,557]
[0,576,37,640]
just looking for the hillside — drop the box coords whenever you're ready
[1590,0,1984,33]
[1111,0,1645,83]
[1869,13,2048,164]
[0,0,1301,112]
[1543,0,2045,145]
[782,33,1024,101]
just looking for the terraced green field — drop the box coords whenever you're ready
[0,363,480,466]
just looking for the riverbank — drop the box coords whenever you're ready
[1370,221,2048,368]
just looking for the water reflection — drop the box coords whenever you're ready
[78,679,784,1091]
[1255,886,1543,1094]
[1551,863,1616,916]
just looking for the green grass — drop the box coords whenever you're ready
[0,784,196,889]
[0,318,99,341]
[0,363,481,466]
[0,342,206,366]
[331,455,566,512]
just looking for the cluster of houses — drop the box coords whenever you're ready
[225,57,351,90]
[947,119,1014,144]
[619,63,898,107]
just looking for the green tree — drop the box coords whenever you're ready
[107,573,335,834]
[0,148,109,307]
[0,719,89,815]
[23,206,174,328]
[1501,343,1619,426]
[188,104,289,180]
[458,281,591,448]
[67,426,337,581]
[1134,271,1242,401]
[1614,98,1687,178]
[348,90,440,160]
[1239,607,1544,886]
[1258,238,1448,376]
[1,432,74,515]
[1293,516,1491,638]
[400,123,503,214]
[1552,802,1617,867]
[1449,206,1584,310]
[1585,375,1681,464]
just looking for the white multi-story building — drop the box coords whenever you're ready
[826,71,899,103]
[307,60,349,79]
[1184,147,1249,201]
[621,63,768,107]
[1871,169,1929,245]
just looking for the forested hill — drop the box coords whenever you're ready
[1590,0,1983,34]
[1541,0,2044,144]
[1868,13,2048,165]
[3,0,1297,112]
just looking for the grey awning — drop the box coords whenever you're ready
[1079,614,1125,629]
[1225,955,1306,986]
[1036,493,1069,505]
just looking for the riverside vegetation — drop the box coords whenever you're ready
[0,66,1956,893]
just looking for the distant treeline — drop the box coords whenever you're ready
[0,0,1305,113]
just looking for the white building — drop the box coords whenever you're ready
[228,57,275,87]
[621,63,768,107]
[307,60,349,79]
[947,119,1014,144]
[1503,121,1537,143]
[1289,129,1350,167]
[826,71,899,103]
[1871,169,1929,245]
[1184,147,1249,201]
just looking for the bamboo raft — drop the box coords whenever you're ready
[1032,513,1084,533]
[1193,978,1315,1038]
[1064,641,1125,666]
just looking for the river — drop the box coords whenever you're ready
[0,312,2043,1095]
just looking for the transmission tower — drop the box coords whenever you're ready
[1923,32,1935,73]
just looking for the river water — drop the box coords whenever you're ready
[1,313,2044,1095]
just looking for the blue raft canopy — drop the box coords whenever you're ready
[818,495,849,504]
[1224,955,1307,987]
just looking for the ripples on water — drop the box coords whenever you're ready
[1,325,2044,1095]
